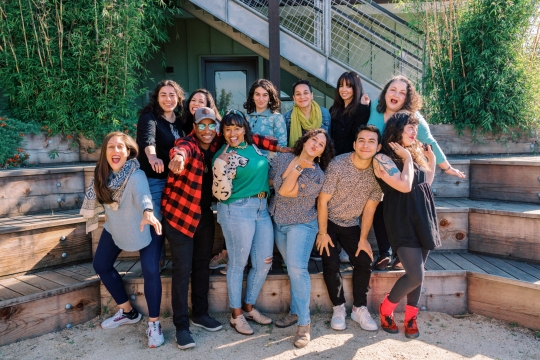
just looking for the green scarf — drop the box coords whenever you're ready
[289,101,323,146]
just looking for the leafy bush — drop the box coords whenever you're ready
[0,0,180,143]
[0,116,41,167]
[402,0,540,137]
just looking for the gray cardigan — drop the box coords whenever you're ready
[102,170,154,251]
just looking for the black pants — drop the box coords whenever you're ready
[164,208,215,331]
[373,201,391,258]
[321,221,372,308]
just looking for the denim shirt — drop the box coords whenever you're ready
[247,109,287,156]
[283,106,331,144]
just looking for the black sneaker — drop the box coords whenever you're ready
[373,256,391,270]
[191,315,223,331]
[309,248,322,261]
[175,329,195,350]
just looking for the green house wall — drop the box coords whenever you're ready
[142,16,333,109]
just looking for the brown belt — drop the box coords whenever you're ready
[250,192,267,199]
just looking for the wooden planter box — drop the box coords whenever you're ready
[429,124,537,155]
[78,135,101,163]
[23,133,79,165]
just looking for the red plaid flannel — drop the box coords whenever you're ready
[162,132,279,237]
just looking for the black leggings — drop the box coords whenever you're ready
[373,201,391,258]
[388,247,430,307]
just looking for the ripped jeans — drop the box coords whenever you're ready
[217,197,274,309]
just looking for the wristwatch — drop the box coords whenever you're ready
[294,164,304,174]
[143,208,153,213]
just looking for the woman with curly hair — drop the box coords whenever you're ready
[182,89,222,136]
[269,128,335,348]
[244,79,287,158]
[368,75,465,271]
[372,111,441,339]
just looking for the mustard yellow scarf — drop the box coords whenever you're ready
[289,101,323,146]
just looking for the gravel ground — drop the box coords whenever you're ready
[1,311,539,359]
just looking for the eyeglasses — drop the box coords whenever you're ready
[196,123,217,131]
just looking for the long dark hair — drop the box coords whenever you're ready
[138,80,185,117]
[376,75,422,115]
[182,89,222,134]
[244,79,281,114]
[380,111,428,171]
[94,132,138,204]
[293,128,335,171]
[220,110,254,145]
[331,71,364,118]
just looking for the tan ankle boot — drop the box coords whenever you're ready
[294,324,310,348]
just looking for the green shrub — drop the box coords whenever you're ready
[402,0,540,137]
[0,0,180,143]
[0,116,41,167]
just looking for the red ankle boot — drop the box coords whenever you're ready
[404,305,419,339]
[379,295,398,334]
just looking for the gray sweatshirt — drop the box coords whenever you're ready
[102,170,154,251]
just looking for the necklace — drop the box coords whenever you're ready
[232,142,248,149]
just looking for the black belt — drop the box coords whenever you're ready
[249,192,267,199]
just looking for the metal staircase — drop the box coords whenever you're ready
[184,0,423,97]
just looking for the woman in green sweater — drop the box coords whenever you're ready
[213,110,274,336]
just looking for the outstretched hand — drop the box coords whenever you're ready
[140,211,162,235]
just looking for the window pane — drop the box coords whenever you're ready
[215,70,247,112]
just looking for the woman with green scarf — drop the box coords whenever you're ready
[284,80,331,147]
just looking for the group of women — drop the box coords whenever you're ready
[82,70,465,350]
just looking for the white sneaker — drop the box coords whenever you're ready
[339,248,350,263]
[100,308,141,329]
[147,321,165,348]
[331,304,347,330]
[351,305,378,331]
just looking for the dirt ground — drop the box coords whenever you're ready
[1,311,538,360]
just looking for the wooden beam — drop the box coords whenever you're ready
[468,272,540,330]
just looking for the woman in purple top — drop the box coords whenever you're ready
[269,128,335,348]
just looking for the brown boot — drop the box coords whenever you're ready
[294,324,310,348]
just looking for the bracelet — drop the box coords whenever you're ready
[143,208,153,213]
[441,165,451,172]
[317,233,327,236]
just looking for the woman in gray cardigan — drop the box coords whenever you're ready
[81,132,164,348]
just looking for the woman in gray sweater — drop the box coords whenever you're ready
[81,132,164,348]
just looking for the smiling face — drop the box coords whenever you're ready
[353,130,381,161]
[253,86,270,112]
[384,80,408,114]
[222,123,246,147]
[189,92,208,116]
[158,85,179,114]
[293,84,314,110]
[401,123,418,147]
[338,81,354,105]
[303,133,326,158]
[193,118,217,149]
[106,135,129,172]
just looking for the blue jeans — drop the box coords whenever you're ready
[274,218,318,326]
[147,177,166,221]
[217,197,274,309]
[93,228,163,318]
